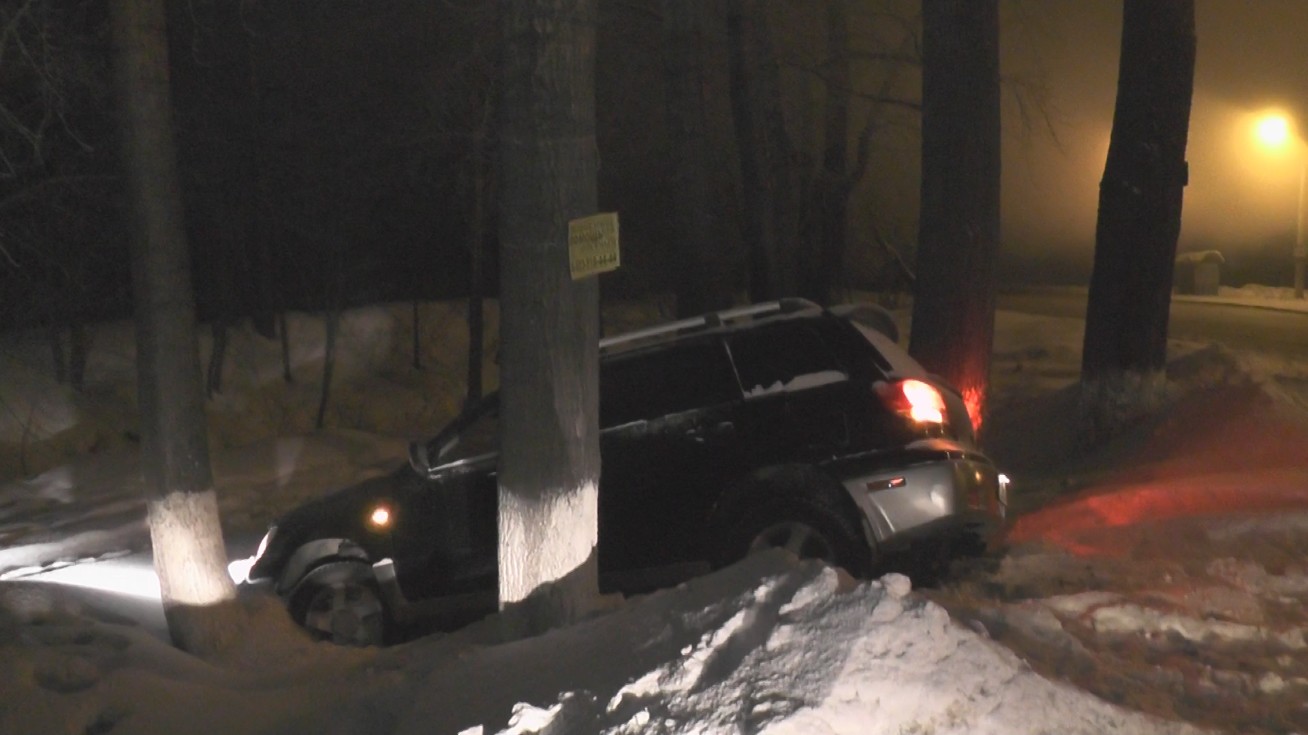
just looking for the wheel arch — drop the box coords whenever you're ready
[276,537,372,597]
[707,463,877,571]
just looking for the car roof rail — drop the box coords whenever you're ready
[600,297,821,351]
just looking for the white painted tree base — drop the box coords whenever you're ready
[498,481,599,634]
[147,489,243,654]
[1078,369,1171,445]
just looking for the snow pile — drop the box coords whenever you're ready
[0,552,1208,735]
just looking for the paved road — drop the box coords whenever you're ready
[998,289,1308,361]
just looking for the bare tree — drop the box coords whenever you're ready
[0,0,118,380]
[496,0,602,635]
[465,90,495,406]
[1080,0,1195,443]
[908,0,1001,434]
[661,0,730,317]
[110,0,242,655]
[727,0,800,301]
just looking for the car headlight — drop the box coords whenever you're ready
[367,505,393,530]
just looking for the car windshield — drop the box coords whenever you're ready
[426,395,499,466]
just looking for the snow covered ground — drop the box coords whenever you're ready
[2,292,1307,734]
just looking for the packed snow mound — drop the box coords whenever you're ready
[0,553,1208,735]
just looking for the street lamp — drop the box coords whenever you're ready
[1252,110,1306,299]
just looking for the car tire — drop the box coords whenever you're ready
[713,486,873,578]
[288,561,390,647]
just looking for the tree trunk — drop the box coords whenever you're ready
[908,0,1001,436]
[467,96,494,409]
[206,322,228,397]
[466,175,487,408]
[110,0,240,656]
[727,0,797,302]
[496,0,602,637]
[315,308,340,430]
[726,0,772,303]
[68,322,87,392]
[412,300,423,370]
[661,0,721,318]
[804,0,853,307]
[752,1,800,299]
[1080,0,1195,444]
[279,311,292,383]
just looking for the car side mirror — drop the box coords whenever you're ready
[408,441,431,474]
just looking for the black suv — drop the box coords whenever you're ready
[237,299,1008,645]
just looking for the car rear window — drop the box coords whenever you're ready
[727,322,849,397]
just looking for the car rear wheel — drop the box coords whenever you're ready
[715,494,872,577]
[289,562,389,647]
[747,520,838,560]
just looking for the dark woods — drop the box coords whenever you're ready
[0,0,924,335]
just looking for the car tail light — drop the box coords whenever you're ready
[876,379,946,425]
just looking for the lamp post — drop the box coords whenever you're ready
[1254,111,1306,298]
[1296,160,1306,298]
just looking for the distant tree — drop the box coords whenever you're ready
[661,0,730,317]
[797,0,854,307]
[465,86,495,406]
[728,0,925,305]
[727,0,799,301]
[496,0,602,635]
[908,0,1001,434]
[0,0,119,371]
[167,0,259,397]
[110,0,242,655]
[1080,0,1195,443]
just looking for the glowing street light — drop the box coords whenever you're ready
[1255,114,1292,149]
[1252,110,1306,298]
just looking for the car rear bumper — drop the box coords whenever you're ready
[833,443,1007,551]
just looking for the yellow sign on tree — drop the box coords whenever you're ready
[568,212,620,280]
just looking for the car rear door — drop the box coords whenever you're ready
[597,337,743,590]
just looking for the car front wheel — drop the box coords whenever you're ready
[288,561,389,647]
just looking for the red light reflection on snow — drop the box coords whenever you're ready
[1005,469,1308,557]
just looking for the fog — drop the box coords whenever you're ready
[990,0,1308,285]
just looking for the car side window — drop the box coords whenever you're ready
[600,340,739,427]
[728,323,848,398]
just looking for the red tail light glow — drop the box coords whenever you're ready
[877,379,946,424]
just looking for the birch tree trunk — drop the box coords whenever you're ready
[111,0,241,655]
[496,0,602,637]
